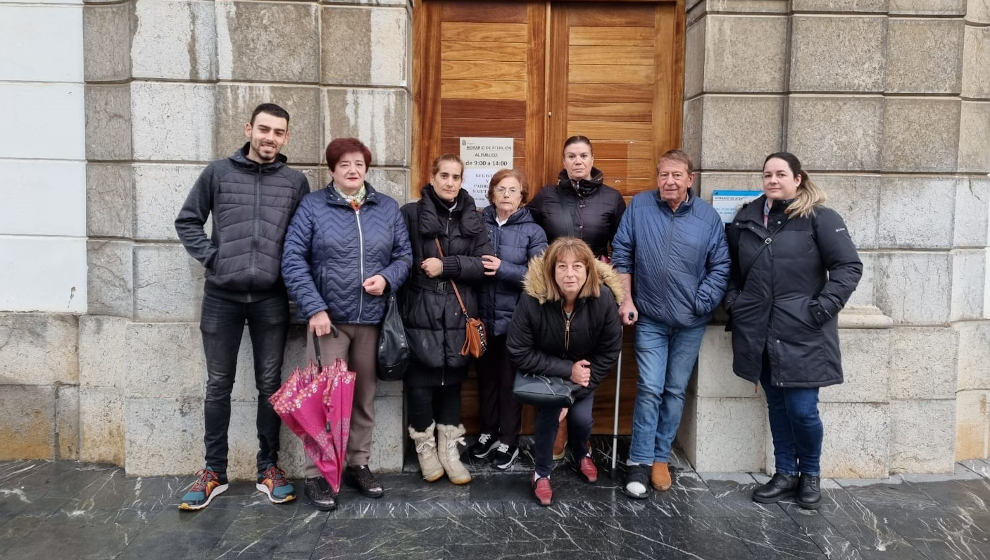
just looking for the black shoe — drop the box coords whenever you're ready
[796,474,821,510]
[304,477,337,511]
[622,464,650,500]
[752,472,798,504]
[490,443,519,470]
[469,433,499,459]
[347,465,384,499]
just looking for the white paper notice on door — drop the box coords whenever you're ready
[460,137,514,209]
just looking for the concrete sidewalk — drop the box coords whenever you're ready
[1,456,988,559]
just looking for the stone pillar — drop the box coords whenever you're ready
[680,0,988,475]
[953,0,990,461]
[0,0,87,461]
[75,0,413,478]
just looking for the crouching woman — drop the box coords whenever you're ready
[506,237,623,506]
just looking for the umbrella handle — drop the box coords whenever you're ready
[311,326,341,370]
[312,331,324,370]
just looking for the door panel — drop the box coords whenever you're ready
[545,2,683,196]
[413,0,684,435]
[413,1,545,192]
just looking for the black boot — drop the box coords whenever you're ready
[304,477,337,511]
[796,474,821,510]
[752,472,798,504]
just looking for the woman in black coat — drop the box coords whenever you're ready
[724,152,862,510]
[528,135,626,457]
[528,135,626,259]
[400,154,494,486]
[506,237,623,506]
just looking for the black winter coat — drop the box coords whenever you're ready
[400,186,494,386]
[506,256,624,402]
[479,205,548,337]
[724,197,862,388]
[175,143,310,301]
[528,168,626,258]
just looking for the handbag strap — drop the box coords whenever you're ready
[738,217,790,286]
[434,238,469,316]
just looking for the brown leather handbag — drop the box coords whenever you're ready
[434,238,488,358]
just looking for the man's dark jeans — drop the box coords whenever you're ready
[200,292,288,474]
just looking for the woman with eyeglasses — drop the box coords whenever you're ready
[469,169,547,470]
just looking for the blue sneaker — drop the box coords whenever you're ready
[256,465,295,504]
[179,468,229,511]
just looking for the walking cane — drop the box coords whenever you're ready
[610,347,623,477]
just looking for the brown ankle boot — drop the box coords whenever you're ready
[651,462,672,491]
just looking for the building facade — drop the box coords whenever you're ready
[0,0,987,479]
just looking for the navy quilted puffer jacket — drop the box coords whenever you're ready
[479,205,547,336]
[281,182,412,324]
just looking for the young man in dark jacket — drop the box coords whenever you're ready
[174,103,310,510]
[611,149,730,499]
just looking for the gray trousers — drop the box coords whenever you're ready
[303,323,379,477]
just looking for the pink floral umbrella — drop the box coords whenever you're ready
[270,332,355,493]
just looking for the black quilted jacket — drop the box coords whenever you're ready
[528,168,626,258]
[175,144,309,301]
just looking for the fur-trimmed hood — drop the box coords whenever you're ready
[522,254,624,304]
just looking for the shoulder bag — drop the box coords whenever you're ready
[512,371,578,407]
[376,289,409,381]
[434,238,487,358]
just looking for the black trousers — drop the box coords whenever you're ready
[475,335,522,446]
[406,383,463,431]
[200,292,288,474]
[533,393,594,478]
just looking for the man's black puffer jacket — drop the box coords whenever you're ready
[175,143,309,300]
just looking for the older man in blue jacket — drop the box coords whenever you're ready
[612,149,730,499]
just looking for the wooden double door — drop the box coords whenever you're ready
[412,0,685,434]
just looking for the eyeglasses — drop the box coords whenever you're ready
[493,186,521,195]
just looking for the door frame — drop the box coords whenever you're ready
[411,0,685,196]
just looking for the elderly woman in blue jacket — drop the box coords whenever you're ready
[470,169,547,470]
[281,137,412,511]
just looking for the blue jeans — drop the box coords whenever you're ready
[628,318,706,465]
[200,292,288,474]
[760,365,823,476]
[533,392,594,477]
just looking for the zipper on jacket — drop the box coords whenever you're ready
[659,209,675,318]
[355,206,366,322]
[764,225,782,387]
[249,167,261,292]
[563,308,572,350]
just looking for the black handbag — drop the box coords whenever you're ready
[512,371,578,407]
[377,291,409,381]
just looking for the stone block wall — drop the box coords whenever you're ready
[0,0,412,479]
[681,0,990,475]
[1,0,986,478]
[0,0,87,314]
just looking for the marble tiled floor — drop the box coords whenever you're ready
[1,450,988,560]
